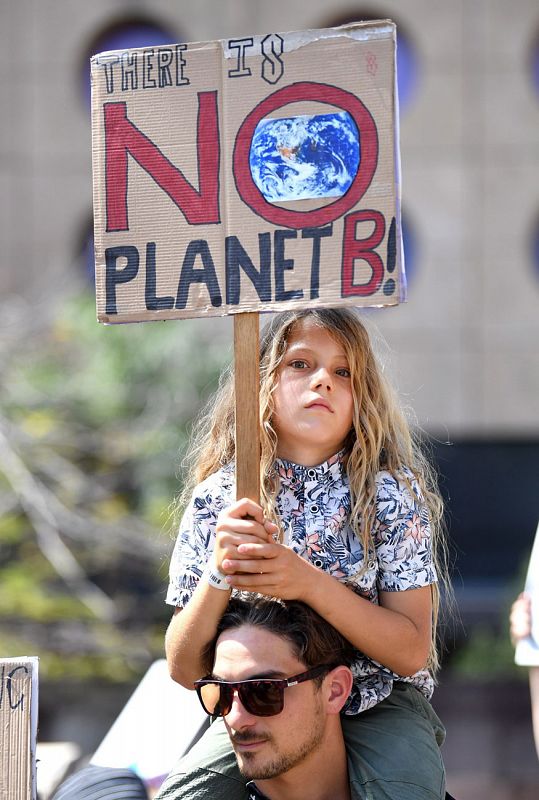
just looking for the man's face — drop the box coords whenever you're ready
[212,624,328,781]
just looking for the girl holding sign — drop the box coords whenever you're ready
[159,308,448,799]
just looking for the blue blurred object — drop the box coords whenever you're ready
[82,19,178,107]
[401,210,416,284]
[533,216,539,280]
[396,29,419,109]
[531,34,539,95]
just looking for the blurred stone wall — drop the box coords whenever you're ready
[1,0,538,436]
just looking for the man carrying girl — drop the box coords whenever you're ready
[157,308,448,799]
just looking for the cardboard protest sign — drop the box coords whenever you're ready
[91,21,404,324]
[0,657,39,800]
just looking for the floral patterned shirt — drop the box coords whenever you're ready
[166,452,437,714]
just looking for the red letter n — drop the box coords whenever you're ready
[104,93,220,231]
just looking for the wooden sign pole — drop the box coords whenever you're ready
[234,312,260,504]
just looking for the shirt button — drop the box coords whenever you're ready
[307,469,316,478]
[314,558,323,568]
[310,504,319,514]
[369,560,376,570]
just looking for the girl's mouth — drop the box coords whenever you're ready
[306,400,332,412]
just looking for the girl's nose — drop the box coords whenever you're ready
[311,366,333,391]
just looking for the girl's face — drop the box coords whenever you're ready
[272,319,354,466]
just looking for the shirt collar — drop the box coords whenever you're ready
[246,757,361,800]
[275,449,347,488]
[246,781,269,800]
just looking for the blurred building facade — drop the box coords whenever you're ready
[2,0,538,432]
[3,4,539,797]
[2,1,538,578]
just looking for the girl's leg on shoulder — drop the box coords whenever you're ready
[154,717,248,800]
[342,683,446,800]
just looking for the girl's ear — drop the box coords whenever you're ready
[324,666,354,715]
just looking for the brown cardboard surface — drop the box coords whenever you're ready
[91,21,403,324]
[0,658,38,800]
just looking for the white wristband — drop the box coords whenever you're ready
[203,561,230,591]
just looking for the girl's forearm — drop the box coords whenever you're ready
[223,542,431,675]
[165,582,231,688]
[301,566,431,676]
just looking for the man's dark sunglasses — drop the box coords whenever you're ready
[194,663,337,718]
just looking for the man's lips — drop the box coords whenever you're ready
[230,733,270,751]
[234,740,267,751]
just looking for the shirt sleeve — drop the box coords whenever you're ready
[165,470,233,607]
[373,469,437,591]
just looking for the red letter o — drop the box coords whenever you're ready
[233,81,378,230]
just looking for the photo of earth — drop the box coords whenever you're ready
[249,111,360,204]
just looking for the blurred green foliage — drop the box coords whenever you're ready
[0,290,232,682]
[1,290,529,686]
[449,624,524,679]
[448,564,529,679]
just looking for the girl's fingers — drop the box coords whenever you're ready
[223,497,265,523]
[216,535,273,572]
[226,572,278,589]
[216,501,278,541]
[217,533,271,556]
[215,509,280,573]
[223,556,275,573]
[217,517,274,542]
[217,518,266,537]
[236,542,276,558]
[264,520,279,534]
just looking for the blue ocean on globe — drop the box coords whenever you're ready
[249,111,360,203]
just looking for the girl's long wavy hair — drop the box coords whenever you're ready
[178,308,450,675]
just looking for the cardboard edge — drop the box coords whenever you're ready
[393,25,406,303]
[223,22,396,57]
[97,295,402,325]
[90,57,105,324]
[89,20,396,63]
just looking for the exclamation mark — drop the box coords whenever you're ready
[383,217,396,296]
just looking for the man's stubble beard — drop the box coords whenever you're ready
[235,696,326,781]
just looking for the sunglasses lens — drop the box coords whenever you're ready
[198,680,284,717]
[240,681,283,717]
[199,682,233,716]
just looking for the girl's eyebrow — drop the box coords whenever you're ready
[285,342,312,353]
[285,343,348,360]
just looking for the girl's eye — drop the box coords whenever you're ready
[290,359,308,369]
[336,368,351,378]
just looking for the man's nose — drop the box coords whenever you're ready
[225,690,257,728]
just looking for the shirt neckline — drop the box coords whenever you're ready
[246,754,359,799]
[246,781,268,800]
[275,449,346,485]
